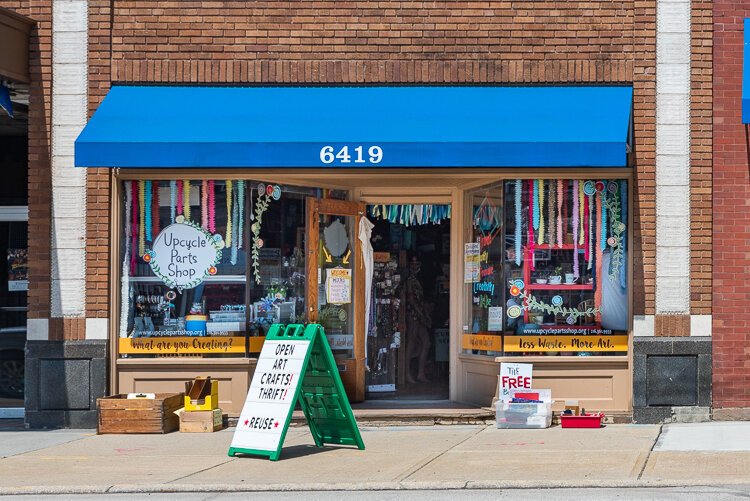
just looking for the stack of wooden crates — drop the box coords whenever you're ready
[180,376,223,433]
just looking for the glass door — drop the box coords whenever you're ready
[305,198,365,402]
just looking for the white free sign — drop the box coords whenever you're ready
[149,221,222,289]
[229,340,310,453]
[499,362,533,402]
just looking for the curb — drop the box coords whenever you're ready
[3,480,750,495]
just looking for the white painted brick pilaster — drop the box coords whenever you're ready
[655,0,691,315]
[51,0,88,320]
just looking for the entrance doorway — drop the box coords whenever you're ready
[365,207,450,400]
[0,83,29,417]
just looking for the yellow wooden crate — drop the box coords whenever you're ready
[184,378,219,412]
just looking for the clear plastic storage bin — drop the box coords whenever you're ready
[496,401,553,429]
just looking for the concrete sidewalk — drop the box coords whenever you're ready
[0,423,749,494]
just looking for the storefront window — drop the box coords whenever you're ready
[118,179,335,358]
[463,179,629,357]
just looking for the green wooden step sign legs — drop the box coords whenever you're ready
[228,324,364,461]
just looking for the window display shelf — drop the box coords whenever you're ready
[129,275,247,283]
[526,284,593,291]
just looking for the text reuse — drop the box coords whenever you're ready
[230,340,310,453]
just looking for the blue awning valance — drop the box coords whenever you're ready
[75,85,633,168]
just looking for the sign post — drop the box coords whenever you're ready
[228,323,364,461]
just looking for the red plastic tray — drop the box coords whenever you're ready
[560,413,604,428]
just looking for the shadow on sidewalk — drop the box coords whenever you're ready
[233,443,355,461]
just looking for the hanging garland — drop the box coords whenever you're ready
[201,180,208,229]
[144,180,152,243]
[527,180,535,270]
[230,183,240,265]
[176,180,184,216]
[368,204,452,225]
[578,181,585,245]
[225,180,233,247]
[557,179,563,248]
[169,180,177,223]
[237,180,245,249]
[586,193,593,270]
[606,181,625,283]
[510,287,601,321]
[183,180,191,221]
[572,180,579,278]
[251,183,281,284]
[121,181,133,338]
[152,180,160,238]
[532,179,539,230]
[514,179,522,266]
[138,180,145,257]
[131,182,138,274]
[537,179,545,244]
[547,179,555,248]
[595,190,604,321]
[208,180,216,233]
[619,180,628,290]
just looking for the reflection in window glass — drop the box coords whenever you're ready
[464,179,629,357]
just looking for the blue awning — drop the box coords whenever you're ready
[75,86,633,168]
[744,18,750,124]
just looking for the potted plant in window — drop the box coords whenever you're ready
[549,266,563,285]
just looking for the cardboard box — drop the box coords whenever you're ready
[179,408,223,433]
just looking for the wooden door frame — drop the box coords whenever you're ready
[306,197,366,402]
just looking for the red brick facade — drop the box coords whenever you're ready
[691,0,713,316]
[712,1,750,411]
[81,1,658,327]
[6,1,721,345]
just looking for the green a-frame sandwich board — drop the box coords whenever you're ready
[228,323,365,461]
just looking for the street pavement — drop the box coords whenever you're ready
[2,487,750,500]
[0,422,749,495]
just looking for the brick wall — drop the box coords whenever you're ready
[713,1,750,409]
[0,1,52,326]
[691,0,712,317]
[85,0,112,320]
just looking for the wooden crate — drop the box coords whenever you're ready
[97,393,184,434]
[179,408,223,433]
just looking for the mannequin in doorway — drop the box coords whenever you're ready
[405,256,431,383]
